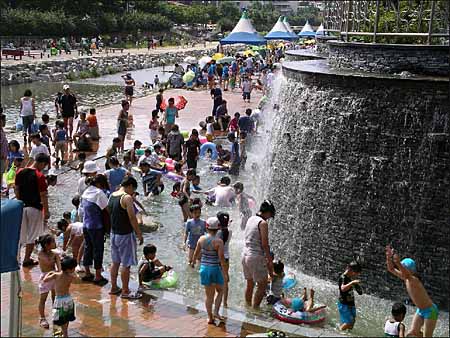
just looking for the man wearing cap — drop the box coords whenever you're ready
[242,200,276,309]
[59,85,78,140]
[77,160,100,196]
[15,153,51,266]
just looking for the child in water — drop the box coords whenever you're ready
[384,302,407,338]
[267,260,285,305]
[138,244,172,288]
[37,234,61,330]
[43,256,77,338]
[192,175,202,191]
[184,204,206,267]
[57,219,84,273]
[386,245,439,337]
[283,288,326,314]
[338,260,363,330]
[233,182,256,230]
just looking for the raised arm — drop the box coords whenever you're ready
[386,245,404,279]
[43,271,57,282]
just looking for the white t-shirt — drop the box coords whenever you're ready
[246,58,253,69]
[137,154,151,167]
[77,176,88,196]
[30,144,49,159]
[206,123,214,135]
[208,186,236,207]
[242,81,251,93]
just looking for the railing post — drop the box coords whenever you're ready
[345,0,352,42]
[427,0,436,44]
[373,0,380,43]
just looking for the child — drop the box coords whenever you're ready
[174,162,185,177]
[86,108,99,140]
[43,256,77,337]
[129,140,143,165]
[233,182,255,230]
[39,124,51,154]
[192,175,202,191]
[7,140,24,170]
[73,112,90,149]
[384,302,407,338]
[171,182,181,198]
[205,116,215,142]
[386,245,439,337]
[267,260,285,305]
[217,211,232,307]
[227,132,240,176]
[227,112,240,133]
[242,76,252,103]
[29,133,50,163]
[283,288,326,314]
[138,244,172,289]
[149,110,160,144]
[338,260,363,330]
[140,161,164,196]
[53,121,67,167]
[239,131,247,170]
[184,204,206,267]
[210,158,229,172]
[37,234,61,329]
[105,156,128,192]
[4,153,24,190]
[154,75,160,88]
[179,169,196,222]
[183,129,201,170]
[157,126,167,148]
[166,124,184,162]
[70,195,81,222]
[105,137,121,170]
[75,152,86,175]
[57,219,84,273]
[122,153,132,171]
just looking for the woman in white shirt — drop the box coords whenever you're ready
[20,89,36,146]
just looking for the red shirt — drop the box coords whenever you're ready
[15,167,48,209]
[228,117,239,132]
[86,114,98,127]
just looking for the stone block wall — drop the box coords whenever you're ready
[1,48,215,86]
[269,63,449,309]
[327,41,449,76]
[285,50,326,62]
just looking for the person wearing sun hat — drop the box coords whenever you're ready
[77,160,100,196]
[386,246,439,337]
[193,217,228,325]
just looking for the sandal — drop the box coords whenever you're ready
[108,287,122,295]
[93,277,108,286]
[39,318,49,329]
[120,291,142,300]
[22,259,38,267]
[81,274,94,282]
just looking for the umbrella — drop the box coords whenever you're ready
[243,50,258,57]
[212,53,224,61]
[183,56,197,64]
[182,70,195,83]
[217,56,235,64]
[175,96,188,110]
[199,56,212,69]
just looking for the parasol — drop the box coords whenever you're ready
[212,53,224,61]
[182,70,195,83]
[199,56,212,69]
[217,56,235,64]
[183,56,197,64]
[160,96,188,111]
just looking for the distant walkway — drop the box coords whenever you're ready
[1,42,218,66]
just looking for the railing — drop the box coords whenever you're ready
[323,0,449,44]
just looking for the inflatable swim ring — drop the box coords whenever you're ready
[199,142,218,160]
[210,164,229,172]
[143,270,178,289]
[135,149,145,156]
[181,131,189,139]
[282,272,297,290]
[164,172,184,182]
[272,301,326,325]
[132,166,142,173]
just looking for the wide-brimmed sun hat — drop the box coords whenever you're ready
[82,160,100,174]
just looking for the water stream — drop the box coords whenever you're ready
[2,68,448,336]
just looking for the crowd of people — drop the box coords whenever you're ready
[0,49,441,338]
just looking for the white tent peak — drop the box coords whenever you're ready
[316,23,325,36]
[283,16,295,35]
[231,10,257,34]
[300,20,315,34]
[267,16,290,34]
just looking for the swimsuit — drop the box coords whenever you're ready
[416,303,439,320]
[52,295,76,326]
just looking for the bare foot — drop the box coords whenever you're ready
[310,288,315,300]
[207,318,215,325]
[302,287,307,300]
[214,314,225,321]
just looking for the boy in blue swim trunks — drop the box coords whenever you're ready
[386,245,439,337]
[337,260,363,330]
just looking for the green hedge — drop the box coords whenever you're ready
[0,8,172,37]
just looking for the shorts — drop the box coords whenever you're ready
[19,207,45,245]
[21,115,34,134]
[143,268,163,282]
[229,163,240,176]
[61,111,75,119]
[208,75,215,82]
[117,122,127,136]
[186,157,197,169]
[200,264,224,286]
[416,303,439,320]
[243,92,251,100]
[39,272,56,294]
[178,195,189,207]
[89,126,99,140]
[52,295,76,326]
[242,255,268,283]
[111,232,137,267]
[55,141,66,153]
[337,301,356,324]
[125,86,134,96]
[222,75,229,81]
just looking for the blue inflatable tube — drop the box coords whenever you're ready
[200,142,218,160]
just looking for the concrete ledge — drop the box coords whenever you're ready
[285,50,326,62]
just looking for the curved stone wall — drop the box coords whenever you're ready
[327,41,449,76]
[285,49,326,62]
[269,60,449,309]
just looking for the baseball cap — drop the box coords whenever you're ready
[206,217,220,230]
[63,84,70,90]
[401,258,416,273]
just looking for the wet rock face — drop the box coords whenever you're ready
[267,73,449,309]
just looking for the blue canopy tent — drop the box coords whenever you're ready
[298,21,316,38]
[265,16,298,41]
[1,199,24,337]
[220,11,266,46]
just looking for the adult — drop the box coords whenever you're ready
[19,89,36,147]
[77,160,100,196]
[59,84,78,140]
[121,73,135,106]
[0,114,8,177]
[205,176,235,207]
[14,153,50,266]
[108,176,144,300]
[238,108,255,135]
[217,212,232,308]
[54,92,63,119]
[245,56,253,75]
[183,129,201,169]
[222,63,230,91]
[117,100,130,153]
[214,100,228,132]
[80,174,109,286]
[210,82,222,116]
[207,61,218,90]
[173,63,185,76]
[242,200,276,309]
[163,98,179,132]
[193,217,228,324]
[156,89,164,113]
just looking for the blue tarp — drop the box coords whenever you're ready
[298,31,316,37]
[0,199,23,273]
[220,32,266,46]
[265,31,297,41]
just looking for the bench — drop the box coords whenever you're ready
[105,47,124,53]
[1,49,24,60]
